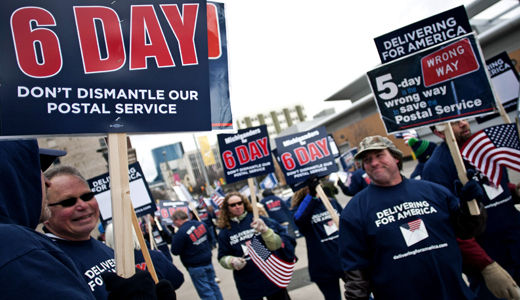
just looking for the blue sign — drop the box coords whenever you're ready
[208,2,232,130]
[339,147,357,171]
[374,5,471,63]
[0,0,210,136]
[217,125,274,184]
[88,162,156,223]
[274,126,339,189]
[367,34,496,134]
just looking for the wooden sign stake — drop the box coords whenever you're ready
[108,133,135,277]
[441,124,480,215]
[248,178,259,219]
[315,184,340,227]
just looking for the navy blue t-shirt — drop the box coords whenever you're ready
[47,235,116,299]
[339,178,475,300]
[171,220,212,268]
[134,249,184,290]
[294,194,343,282]
[217,213,296,300]
[423,142,520,282]
[260,195,293,225]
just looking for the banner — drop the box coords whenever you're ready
[156,200,189,225]
[88,162,156,223]
[0,0,211,136]
[274,126,338,189]
[477,51,520,123]
[367,34,496,134]
[374,6,471,63]
[197,135,216,166]
[339,147,357,171]
[217,125,274,184]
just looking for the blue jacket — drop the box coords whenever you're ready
[171,220,212,268]
[217,213,296,300]
[0,140,95,299]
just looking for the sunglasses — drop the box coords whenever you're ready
[228,201,243,208]
[48,192,96,207]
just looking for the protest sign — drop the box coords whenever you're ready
[339,147,357,171]
[217,125,274,184]
[88,162,156,223]
[367,33,496,134]
[274,126,339,189]
[208,1,233,129]
[477,52,520,123]
[157,200,189,225]
[374,5,471,63]
[0,0,211,135]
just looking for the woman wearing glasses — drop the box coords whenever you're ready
[216,191,296,300]
[42,165,115,299]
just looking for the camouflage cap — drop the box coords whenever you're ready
[354,135,403,160]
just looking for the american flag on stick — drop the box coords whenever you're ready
[210,187,225,208]
[246,235,295,288]
[461,124,520,186]
[394,129,418,143]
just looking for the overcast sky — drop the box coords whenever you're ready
[130,0,499,181]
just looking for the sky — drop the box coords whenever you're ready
[130,0,499,181]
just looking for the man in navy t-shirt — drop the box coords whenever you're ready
[339,135,486,300]
[423,120,520,300]
[171,210,223,300]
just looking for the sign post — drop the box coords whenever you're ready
[108,133,134,276]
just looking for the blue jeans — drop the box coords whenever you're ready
[187,264,223,300]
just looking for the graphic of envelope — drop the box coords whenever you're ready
[400,219,428,247]
[324,220,338,236]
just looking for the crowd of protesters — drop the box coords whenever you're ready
[2,119,520,300]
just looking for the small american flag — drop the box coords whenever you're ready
[210,187,225,208]
[461,124,520,186]
[407,219,422,231]
[246,235,295,288]
[394,129,418,143]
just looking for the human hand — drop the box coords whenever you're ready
[307,177,319,197]
[481,262,520,300]
[230,257,247,271]
[251,218,268,234]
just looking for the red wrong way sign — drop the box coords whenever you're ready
[421,38,479,87]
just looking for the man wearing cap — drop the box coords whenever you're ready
[423,120,520,300]
[338,135,486,300]
[0,140,95,299]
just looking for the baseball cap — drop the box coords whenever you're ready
[39,148,67,171]
[354,135,403,160]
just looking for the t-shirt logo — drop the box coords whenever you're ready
[399,218,428,247]
[324,220,338,236]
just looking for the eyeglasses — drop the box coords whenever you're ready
[48,192,96,207]
[228,201,243,208]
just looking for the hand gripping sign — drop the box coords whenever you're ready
[275,127,340,226]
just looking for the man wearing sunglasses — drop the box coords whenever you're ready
[42,165,116,299]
